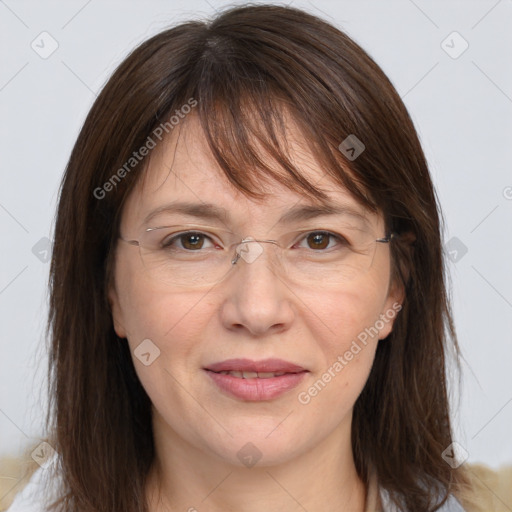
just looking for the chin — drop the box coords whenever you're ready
[200,425,310,469]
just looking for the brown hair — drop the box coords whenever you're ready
[44,4,471,511]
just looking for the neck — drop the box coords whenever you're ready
[146,409,367,512]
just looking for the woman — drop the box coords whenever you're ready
[7,4,476,511]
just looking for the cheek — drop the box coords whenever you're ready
[300,273,389,351]
[114,254,216,383]
[115,248,202,334]
[116,280,217,427]
[294,275,389,407]
[120,287,200,339]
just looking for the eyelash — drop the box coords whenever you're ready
[161,230,349,251]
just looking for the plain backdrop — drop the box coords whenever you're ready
[1,0,511,471]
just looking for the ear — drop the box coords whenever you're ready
[378,231,414,340]
[378,278,405,340]
[108,284,128,339]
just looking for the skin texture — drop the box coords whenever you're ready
[109,115,403,512]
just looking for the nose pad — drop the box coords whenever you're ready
[231,238,278,265]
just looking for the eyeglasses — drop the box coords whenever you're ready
[119,223,394,288]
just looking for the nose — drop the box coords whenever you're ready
[219,240,295,337]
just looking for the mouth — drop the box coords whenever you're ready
[204,357,307,374]
[203,358,308,401]
[208,370,301,379]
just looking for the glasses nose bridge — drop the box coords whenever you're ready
[231,237,280,266]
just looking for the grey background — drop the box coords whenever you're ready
[1,0,511,473]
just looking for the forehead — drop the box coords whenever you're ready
[120,114,383,232]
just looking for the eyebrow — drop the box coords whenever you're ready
[279,203,370,226]
[143,201,370,227]
[143,202,230,226]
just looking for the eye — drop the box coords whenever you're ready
[162,231,217,251]
[295,231,348,251]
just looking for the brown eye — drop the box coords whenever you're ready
[161,232,214,251]
[306,232,330,250]
[181,233,205,250]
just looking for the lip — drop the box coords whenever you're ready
[203,358,308,401]
[204,358,307,373]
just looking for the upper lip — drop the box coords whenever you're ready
[204,358,307,373]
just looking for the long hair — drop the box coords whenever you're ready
[44,4,471,510]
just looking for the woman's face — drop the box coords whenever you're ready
[110,115,402,469]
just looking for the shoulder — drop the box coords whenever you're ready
[376,463,512,512]
[366,468,468,512]
[378,488,467,511]
[456,463,512,512]
[5,464,61,512]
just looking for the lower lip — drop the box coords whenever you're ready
[205,370,308,401]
